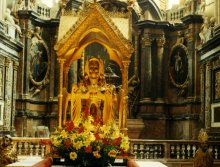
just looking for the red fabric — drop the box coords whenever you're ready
[31,157,53,167]
[127,159,140,167]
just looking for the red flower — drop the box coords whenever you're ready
[78,126,84,133]
[64,139,72,148]
[93,117,102,126]
[113,137,122,146]
[120,149,129,156]
[65,121,74,132]
[94,132,101,140]
[84,106,90,118]
[102,138,109,144]
[40,139,52,145]
[84,146,92,153]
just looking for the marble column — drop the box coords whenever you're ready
[11,61,19,135]
[3,58,13,132]
[120,60,130,134]
[0,0,6,20]
[18,19,32,99]
[216,0,220,24]
[186,29,194,98]
[134,31,140,76]
[140,33,152,100]
[200,64,205,124]
[205,62,212,129]
[156,36,165,101]
[58,58,65,129]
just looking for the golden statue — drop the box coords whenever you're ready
[193,129,214,167]
[0,135,18,165]
[63,57,118,126]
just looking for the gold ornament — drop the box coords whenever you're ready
[198,129,209,143]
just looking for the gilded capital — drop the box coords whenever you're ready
[57,58,65,65]
[141,36,152,46]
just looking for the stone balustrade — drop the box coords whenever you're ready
[10,137,51,157]
[130,139,220,161]
[163,7,185,22]
[36,5,50,19]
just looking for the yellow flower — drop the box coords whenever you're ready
[108,150,117,158]
[69,152,77,160]
[52,137,62,147]
[93,151,101,158]
[73,140,84,150]
[112,130,120,138]
[60,130,68,139]
[84,120,95,132]
[100,125,111,134]
[120,136,130,151]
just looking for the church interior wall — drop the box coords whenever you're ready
[0,0,219,143]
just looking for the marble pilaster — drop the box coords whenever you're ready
[3,59,13,132]
[11,62,19,135]
[156,36,165,101]
[205,62,212,129]
[216,0,220,24]
[140,33,152,100]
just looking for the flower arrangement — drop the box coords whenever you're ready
[50,115,130,167]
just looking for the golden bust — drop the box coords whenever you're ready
[193,129,214,167]
[63,57,118,126]
[0,135,18,165]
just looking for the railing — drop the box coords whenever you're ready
[11,137,51,157]
[1,137,220,166]
[163,7,186,22]
[36,5,50,19]
[130,139,220,161]
[7,138,220,160]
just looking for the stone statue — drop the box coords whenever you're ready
[0,135,18,165]
[63,57,118,126]
[193,129,214,167]
[128,74,140,117]
[31,26,42,45]
[184,0,193,14]
[199,17,211,44]
[199,0,206,14]
[4,8,22,37]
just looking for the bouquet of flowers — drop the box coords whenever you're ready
[50,115,130,167]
